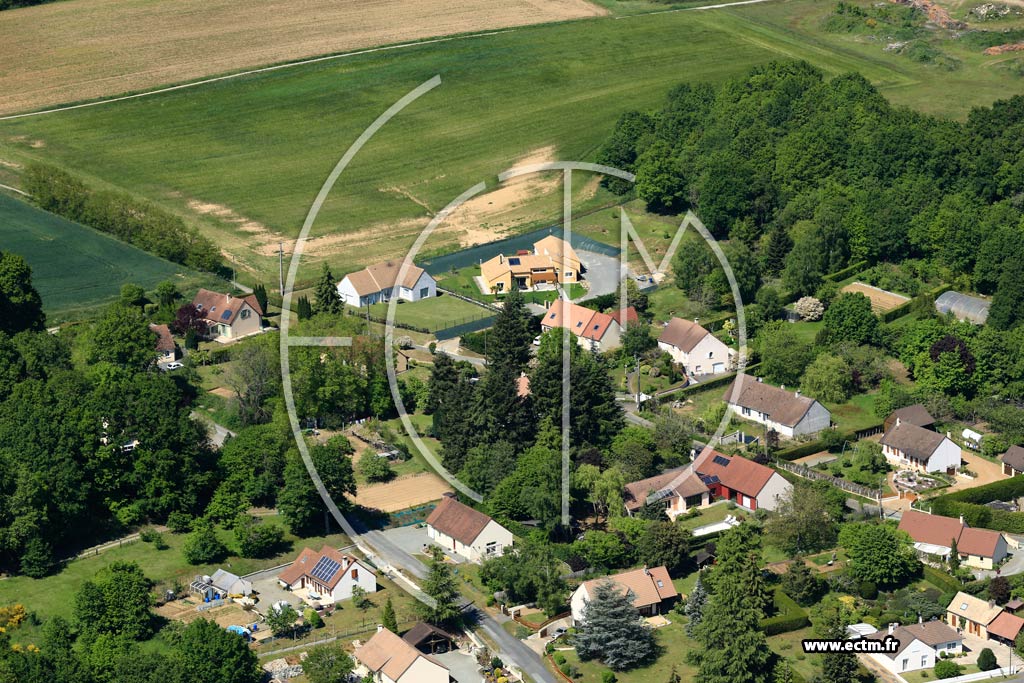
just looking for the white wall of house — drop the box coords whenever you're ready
[328,562,378,602]
[687,335,733,375]
[427,520,513,564]
[727,402,829,439]
[883,437,960,473]
[397,653,450,683]
[226,303,262,339]
[338,277,364,307]
[570,585,591,626]
[595,321,622,353]
[869,639,935,674]
[398,271,436,302]
[962,535,1008,570]
[755,473,793,512]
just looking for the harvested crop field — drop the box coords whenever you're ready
[0,0,606,115]
[840,281,910,313]
[349,472,452,513]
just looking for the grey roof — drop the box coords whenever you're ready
[935,291,990,325]
[888,404,935,429]
[723,374,820,427]
[1001,445,1024,473]
[881,421,947,461]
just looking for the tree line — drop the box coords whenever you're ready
[23,163,222,273]
[600,60,1024,331]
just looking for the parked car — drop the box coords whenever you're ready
[550,626,567,640]
[164,361,184,370]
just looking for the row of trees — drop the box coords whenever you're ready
[23,163,221,273]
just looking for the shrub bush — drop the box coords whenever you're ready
[977,647,998,671]
[859,581,879,600]
[934,659,962,678]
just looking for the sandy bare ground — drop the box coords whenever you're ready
[841,281,910,313]
[349,471,452,513]
[0,0,606,115]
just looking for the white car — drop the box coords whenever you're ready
[533,335,541,346]
[164,361,184,370]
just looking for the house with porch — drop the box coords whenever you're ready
[897,509,1008,570]
[425,494,513,564]
[337,260,436,308]
[946,592,1004,638]
[540,299,622,353]
[355,626,450,683]
[570,565,677,626]
[881,419,961,474]
[277,546,377,603]
[723,375,831,438]
[1000,445,1024,477]
[623,466,711,519]
[191,289,264,342]
[657,317,734,376]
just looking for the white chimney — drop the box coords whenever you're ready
[960,515,965,525]
[896,417,901,427]
[795,391,800,398]
[694,318,699,325]
[499,254,504,264]
[919,615,923,624]
[947,431,952,439]
[781,384,785,391]
[888,623,896,635]
[377,624,384,633]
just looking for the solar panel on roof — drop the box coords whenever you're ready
[220,309,232,320]
[309,556,341,583]
[712,455,730,466]
[508,258,520,265]
[699,474,720,485]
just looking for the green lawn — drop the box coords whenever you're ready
[552,620,698,682]
[827,391,882,433]
[0,192,223,322]
[0,514,348,633]
[3,0,1021,288]
[675,501,744,531]
[366,293,491,332]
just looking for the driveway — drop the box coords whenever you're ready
[248,568,299,614]
[947,450,1004,493]
[377,525,441,562]
[434,650,484,683]
[577,250,622,301]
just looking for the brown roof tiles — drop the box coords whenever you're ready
[881,421,949,461]
[723,375,818,428]
[581,566,678,609]
[356,627,447,681]
[658,317,711,353]
[425,496,494,546]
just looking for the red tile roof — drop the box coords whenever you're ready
[608,306,638,326]
[623,466,707,512]
[149,323,175,352]
[191,289,263,325]
[988,611,1024,641]
[356,627,447,681]
[897,510,965,549]
[278,546,369,591]
[581,566,677,609]
[957,526,1004,558]
[693,449,777,498]
[425,496,494,546]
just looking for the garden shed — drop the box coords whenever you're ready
[935,291,990,324]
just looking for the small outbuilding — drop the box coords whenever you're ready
[883,405,935,433]
[401,622,458,655]
[1000,445,1024,477]
[935,291,990,325]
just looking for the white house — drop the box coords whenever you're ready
[425,494,514,564]
[657,317,733,376]
[861,621,963,674]
[149,323,179,364]
[355,626,450,683]
[723,375,831,438]
[277,546,377,604]
[571,566,677,626]
[898,510,1009,570]
[540,299,622,353]
[880,419,961,474]
[337,260,436,308]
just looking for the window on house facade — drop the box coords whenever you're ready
[240,309,250,319]
[742,407,751,416]
[351,569,358,580]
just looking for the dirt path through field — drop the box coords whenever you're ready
[0,0,606,115]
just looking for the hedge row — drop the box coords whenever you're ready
[935,475,1024,505]
[760,588,810,635]
[879,283,951,323]
[23,163,221,273]
[774,424,883,462]
[823,260,869,283]
[927,476,1024,533]
[923,565,962,594]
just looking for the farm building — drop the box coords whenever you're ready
[425,494,513,563]
[191,289,264,342]
[881,419,960,474]
[723,375,831,438]
[277,546,377,603]
[935,291,990,324]
[657,317,734,376]
[355,626,450,683]
[337,259,436,308]
[1001,445,1024,477]
[571,566,677,625]
[540,299,621,352]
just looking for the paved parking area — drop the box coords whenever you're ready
[249,573,300,614]
[379,524,470,564]
[578,250,622,301]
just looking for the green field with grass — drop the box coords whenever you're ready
[2,0,1022,291]
[0,192,222,322]
[366,292,492,331]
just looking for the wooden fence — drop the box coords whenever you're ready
[775,459,882,500]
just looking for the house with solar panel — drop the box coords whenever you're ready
[277,546,377,604]
[191,288,264,342]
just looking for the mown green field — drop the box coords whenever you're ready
[0,192,222,322]
[1,0,1021,290]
